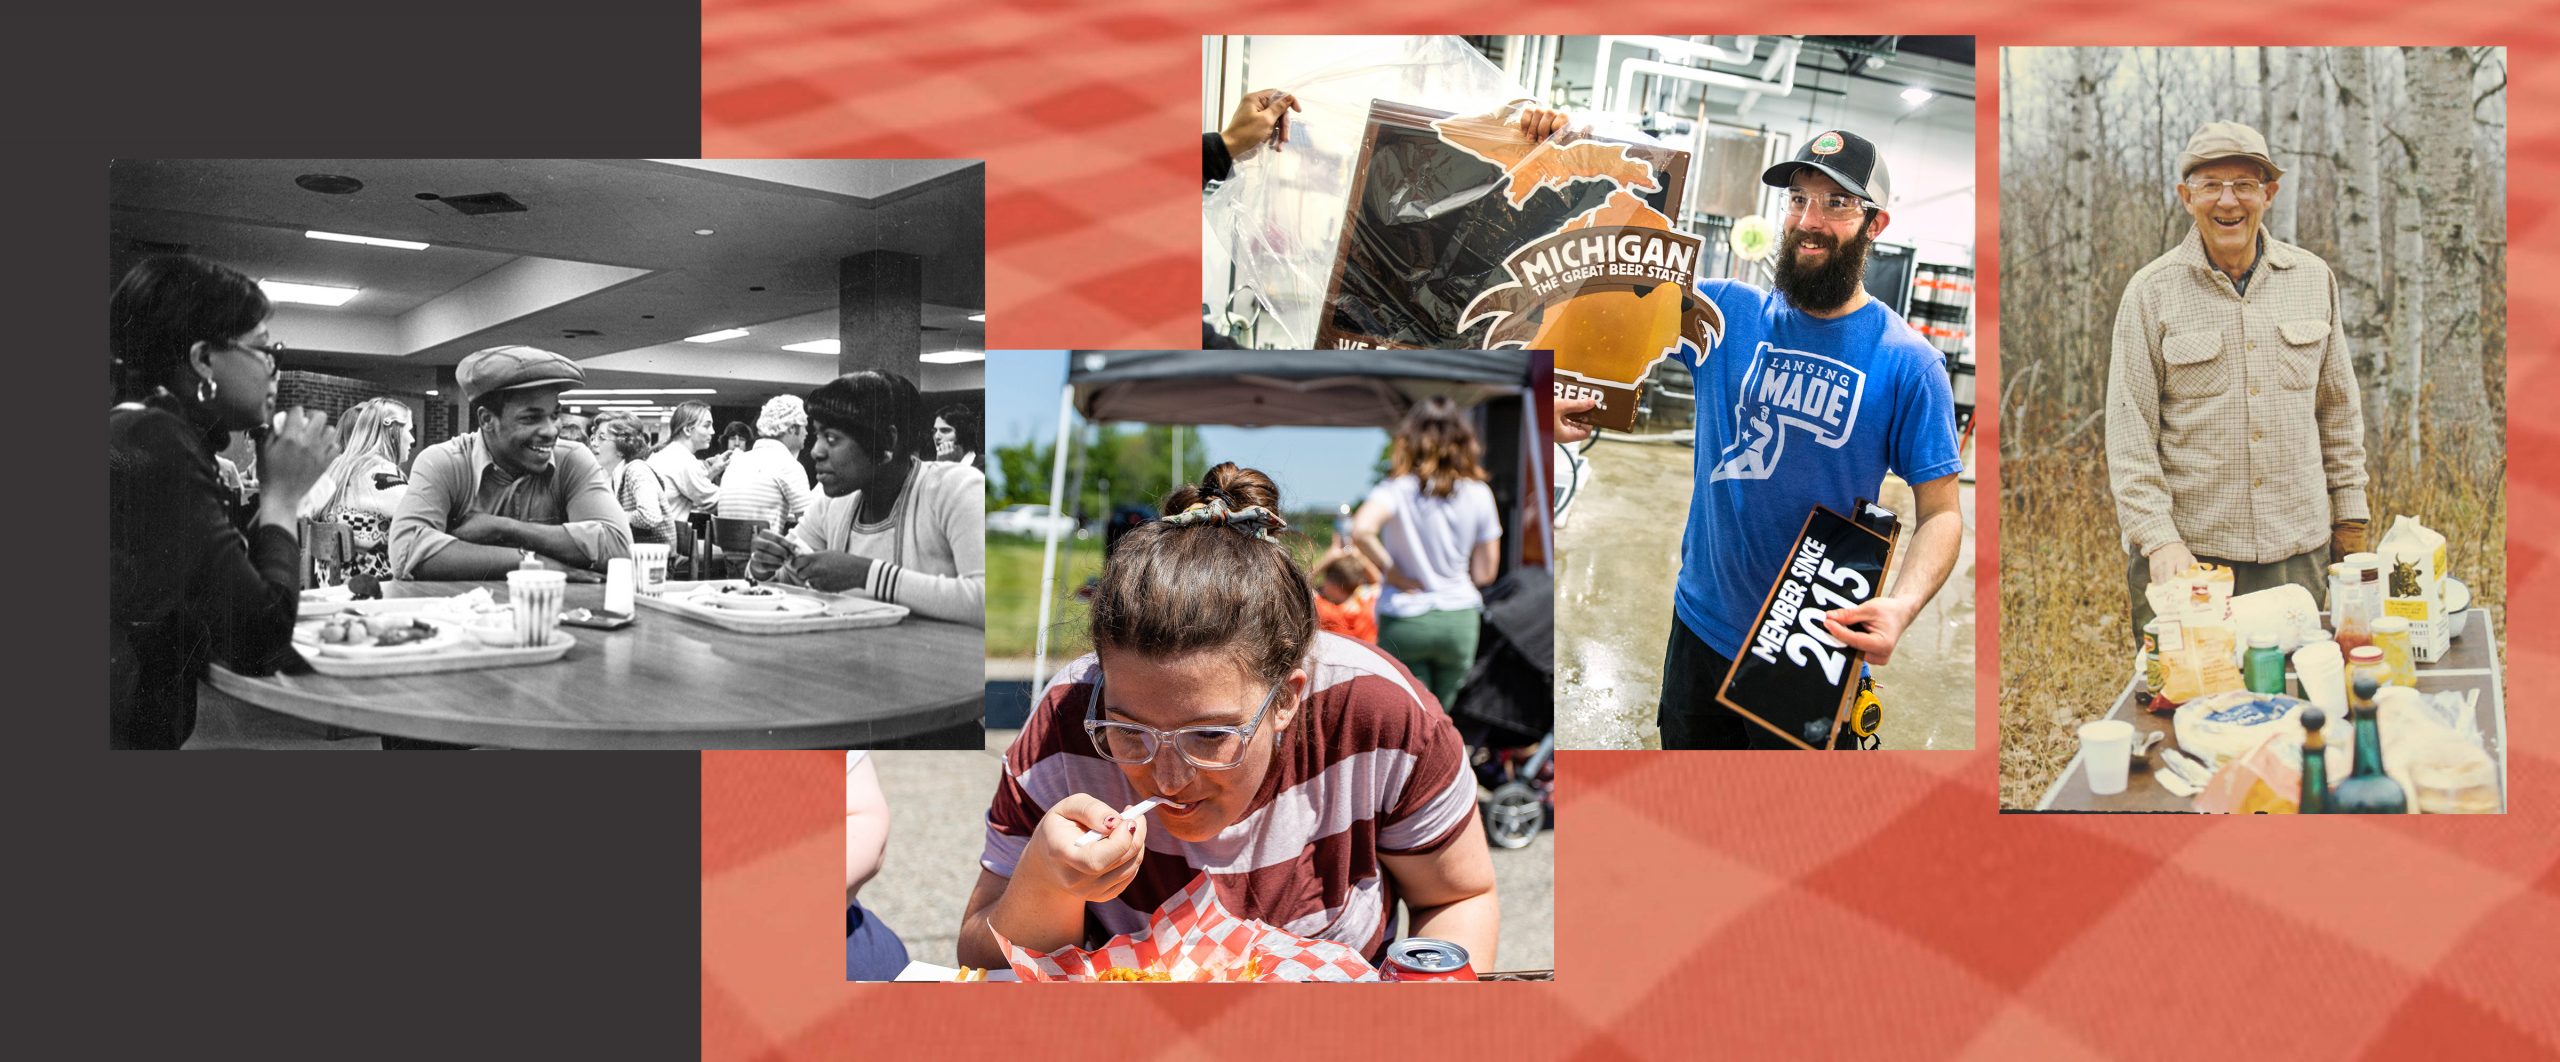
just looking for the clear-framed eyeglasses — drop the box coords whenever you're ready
[2184,177,2267,200]
[1780,190,1871,222]
[1083,672,1286,770]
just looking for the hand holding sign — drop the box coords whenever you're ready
[1821,596,1919,666]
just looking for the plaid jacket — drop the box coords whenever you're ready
[2106,229,2369,563]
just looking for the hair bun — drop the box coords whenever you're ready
[1162,461,1281,517]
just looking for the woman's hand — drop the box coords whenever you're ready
[1013,793,1148,907]
[258,407,338,504]
[746,530,798,582]
[255,407,340,526]
[780,549,874,594]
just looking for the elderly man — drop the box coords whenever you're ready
[1657,129,1967,750]
[715,394,813,529]
[389,345,632,579]
[2107,121,2368,642]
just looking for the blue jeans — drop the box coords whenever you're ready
[845,900,911,981]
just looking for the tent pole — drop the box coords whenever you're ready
[1525,385,1553,566]
[1034,382,1075,683]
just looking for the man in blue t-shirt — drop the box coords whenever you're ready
[1658,129,1967,749]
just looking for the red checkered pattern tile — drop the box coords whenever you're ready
[996,871,1378,982]
[702,4,2560,1058]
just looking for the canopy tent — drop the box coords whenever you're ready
[1034,349,1550,679]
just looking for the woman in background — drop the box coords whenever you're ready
[591,413,672,545]
[110,255,338,749]
[1352,397,1503,713]
[647,400,723,524]
[299,396,412,580]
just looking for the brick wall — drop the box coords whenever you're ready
[273,370,450,453]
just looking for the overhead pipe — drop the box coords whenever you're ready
[1608,38,1802,116]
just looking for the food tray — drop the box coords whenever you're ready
[638,580,909,634]
[290,630,574,678]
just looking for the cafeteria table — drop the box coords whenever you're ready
[2035,609,2506,812]
[206,580,984,749]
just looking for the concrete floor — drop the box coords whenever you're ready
[858,731,1554,974]
[1555,437,1976,750]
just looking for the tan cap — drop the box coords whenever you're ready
[2177,121,2284,181]
[457,345,584,407]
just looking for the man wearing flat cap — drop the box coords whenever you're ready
[2106,121,2368,642]
[1656,128,1966,749]
[389,345,632,579]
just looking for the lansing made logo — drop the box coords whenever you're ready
[1710,342,1868,482]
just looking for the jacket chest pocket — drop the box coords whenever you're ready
[2161,331,2228,399]
[2275,319,2328,391]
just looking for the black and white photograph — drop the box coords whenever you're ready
[107,159,988,750]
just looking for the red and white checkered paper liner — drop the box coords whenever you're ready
[994,872,1378,982]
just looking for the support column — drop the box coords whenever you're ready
[839,250,923,379]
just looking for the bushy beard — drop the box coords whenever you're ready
[1772,219,1874,313]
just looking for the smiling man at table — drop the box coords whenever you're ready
[389,346,631,580]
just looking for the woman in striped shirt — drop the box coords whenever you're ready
[958,464,1499,971]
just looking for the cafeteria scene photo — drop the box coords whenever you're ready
[107,158,990,750]
[1997,47,2509,813]
[838,349,1553,982]
[1204,34,1980,750]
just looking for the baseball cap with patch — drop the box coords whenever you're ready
[1763,129,1892,211]
[457,345,585,408]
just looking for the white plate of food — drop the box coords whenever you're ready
[694,584,827,615]
[298,615,475,658]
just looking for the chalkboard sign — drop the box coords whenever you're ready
[1716,502,1902,750]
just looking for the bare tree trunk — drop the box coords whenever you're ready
[2066,48,2102,415]
[2475,49,2509,431]
[2336,47,2388,420]
[2388,49,2427,467]
[2415,46,2483,433]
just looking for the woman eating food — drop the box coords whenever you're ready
[110,255,340,749]
[298,396,412,580]
[744,372,984,626]
[957,463,1498,972]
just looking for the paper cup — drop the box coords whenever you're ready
[2291,641,2347,715]
[2079,720,2136,796]
[632,543,670,596]
[505,569,567,648]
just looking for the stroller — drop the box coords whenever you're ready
[1449,566,1554,850]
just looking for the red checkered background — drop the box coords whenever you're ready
[703,4,2559,1057]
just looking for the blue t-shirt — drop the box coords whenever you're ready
[1673,279,1963,658]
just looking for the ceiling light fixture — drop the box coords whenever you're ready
[967,312,986,323]
[1900,86,1935,105]
[259,280,360,307]
[558,388,719,397]
[781,339,841,355]
[920,350,985,365]
[306,230,429,251]
[684,328,750,343]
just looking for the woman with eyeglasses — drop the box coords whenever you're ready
[298,396,413,581]
[958,463,1498,971]
[110,255,340,749]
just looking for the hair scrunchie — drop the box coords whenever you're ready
[1162,497,1289,542]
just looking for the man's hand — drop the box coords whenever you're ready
[2331,519,2369,559]
[1518,105,1571,140]
[449,511,518,547]
[2146,541,2199,587]
[1221,89,1300,161]
[1821,596,1921,666]
[1555,396,1598,444]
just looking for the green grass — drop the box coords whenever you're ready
[986,533,1104,660]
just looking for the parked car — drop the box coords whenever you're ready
[987,504,1080,539]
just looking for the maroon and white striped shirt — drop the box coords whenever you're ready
[982,632,1476,963]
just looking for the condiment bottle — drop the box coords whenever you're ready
[2244,631,2286,695]
[2371,615,2416,687]
[2297,708,2330,814]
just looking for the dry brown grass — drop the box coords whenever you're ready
[1996,417,2506,809]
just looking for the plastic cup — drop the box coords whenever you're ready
[2292,641,2347,715]
[505,569,567,648]
[632,543,670,596]
[2080,720,2136,796]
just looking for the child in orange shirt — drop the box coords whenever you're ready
[1313,550,1379,644]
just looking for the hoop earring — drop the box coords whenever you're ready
[195,376,219,404]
